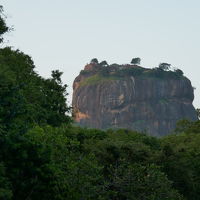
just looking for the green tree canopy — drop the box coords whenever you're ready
[174,68,184,76]
[159,63,171,71]
[131,57,141,65]
[0,47,71,133]
[99,60,108,66]
[196,108,200,120]
[90,58,99,64]
[0,6,10,43]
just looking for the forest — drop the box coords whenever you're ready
[0,5,200,200]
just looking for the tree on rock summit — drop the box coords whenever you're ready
[131,57,141,65]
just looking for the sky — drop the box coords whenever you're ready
[1,0,200,108]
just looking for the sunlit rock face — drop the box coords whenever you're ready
[72,63,197,136]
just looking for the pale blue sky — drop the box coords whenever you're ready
[2,0,200,107]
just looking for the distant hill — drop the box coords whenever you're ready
[72,61,197,136]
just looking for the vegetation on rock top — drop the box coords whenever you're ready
[79,74,122,87]
[79,58,185,87]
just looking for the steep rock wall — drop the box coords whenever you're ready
[72,65,197,136]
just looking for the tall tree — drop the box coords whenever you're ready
[0,5,10,43]
[0,47,71,132]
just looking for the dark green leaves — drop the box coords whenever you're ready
[0,6,9,43]
[0,47,71,132]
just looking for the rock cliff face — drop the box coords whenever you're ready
[72,63,197,136]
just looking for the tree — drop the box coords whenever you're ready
[175,119,200,134]
[131,57,141,65]
[51,70,63,84]
[90,58,99,64]
[175,68,184,76]
[0,47,71,132]
[175,119,192,133]
[160,132,200,200]
[159,63,171,71]
[0,6,10,43]
[0,125,105,200]
[99,60,108,67]
[106,163,183,200]
[42,70,72,126]
[197,108,200,120]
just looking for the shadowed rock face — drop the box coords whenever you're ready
[72,64,197,136]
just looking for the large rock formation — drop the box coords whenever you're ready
[72,63,197,136]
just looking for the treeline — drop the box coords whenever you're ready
[0,6,200,200]
[1,120,200,199]
[81,58,184,80]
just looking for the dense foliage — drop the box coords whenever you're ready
[1,121,200,199]
[0,6,9,43]
[0,5,200,200]
[0,47,71,134]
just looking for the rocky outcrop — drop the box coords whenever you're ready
[72,63,197,136]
